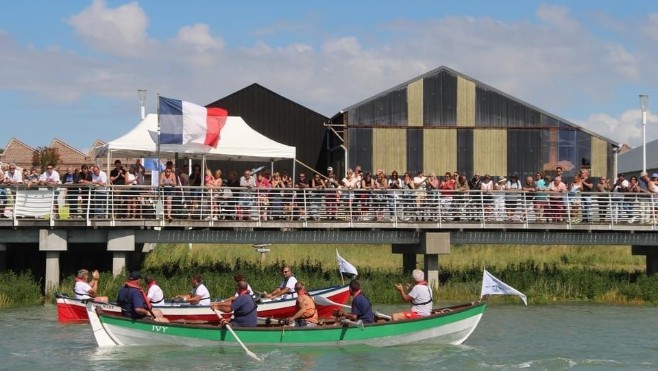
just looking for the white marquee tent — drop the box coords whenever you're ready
[94,114,296,161]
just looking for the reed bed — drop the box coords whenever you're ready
[0,243,641,307]
[0,271,43,308]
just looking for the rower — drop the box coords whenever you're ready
[175,274,211,305]
[213,280,258,327]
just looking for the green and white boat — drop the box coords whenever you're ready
[86,301,486,348]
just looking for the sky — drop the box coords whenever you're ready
[1,0,658,153]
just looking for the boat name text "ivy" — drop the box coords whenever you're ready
[152,325,168,333]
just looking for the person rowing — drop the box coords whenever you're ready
[175,274,211,305]
[286,282,318,327]
[333,279,375,324]
[391,269,433,321]
[212,279,258,327]
[116,271,168,322]
[263,265,297,300]
[73,269,108,303]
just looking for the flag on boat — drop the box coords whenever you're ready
[336,250,358,276]
[158,96,228,148]
[480,269,527,305]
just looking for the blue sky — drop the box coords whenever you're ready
[1,1,657,152]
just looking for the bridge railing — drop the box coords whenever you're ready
[0,184,656,227]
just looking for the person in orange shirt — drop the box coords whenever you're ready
[287,282,318,327]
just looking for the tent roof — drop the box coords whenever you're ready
[94,114,296,161]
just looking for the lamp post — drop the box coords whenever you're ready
[137,89,147,120]
[640,94,649,173]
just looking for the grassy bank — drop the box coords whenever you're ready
[3,244,656,307]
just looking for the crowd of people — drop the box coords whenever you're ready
[73,263,437,328]
[4,160,656,224]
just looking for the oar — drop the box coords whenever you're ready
[313,295,351,309]
[212,308,262,362]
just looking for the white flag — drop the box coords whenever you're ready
[480,269,527,305]
[336,250,358,276]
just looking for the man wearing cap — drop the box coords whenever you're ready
[117,271,168,322]
[73,269,108,302]
[391,269,433,321]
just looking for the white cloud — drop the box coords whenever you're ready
[576,110,658,147]
[67,0,151,58]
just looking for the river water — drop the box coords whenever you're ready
[1,303,656,370]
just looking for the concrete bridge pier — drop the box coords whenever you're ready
[392,232,450,287]
[108,230,136,276]
[39,230,67,294]
[0,243,6,271]
[631,246,658,275]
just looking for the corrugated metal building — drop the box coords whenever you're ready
[206,83,329,175]
[329,66,617,180]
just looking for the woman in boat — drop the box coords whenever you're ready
[73,269,108,303]
[334,279,375,324]
[392,269,433,321]
[213,280,258,327]
[175,274,211,305]
[287,282,318,327]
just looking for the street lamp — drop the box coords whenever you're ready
[137,89,147,120]
[639,94,649,173]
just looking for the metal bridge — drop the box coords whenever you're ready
[1,185,657,290]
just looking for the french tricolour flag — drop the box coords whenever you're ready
[158,96,228,148]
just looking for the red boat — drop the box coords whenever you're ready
[56,284,350,324]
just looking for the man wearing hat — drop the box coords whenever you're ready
[117,271,168,322]
[391,269,433,321]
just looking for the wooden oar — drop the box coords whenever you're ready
[212,308,262,362]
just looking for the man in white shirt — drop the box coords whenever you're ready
[73,269,108,302]
[91,165,109,218]
[39,164,62,186]
[392,269,433,320]
[3,163,23,185]
[264,266,298,300]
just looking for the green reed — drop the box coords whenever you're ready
[0,271,43,307]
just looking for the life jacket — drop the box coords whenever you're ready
[411,281,433,306]
[295,290,317,320]
[117,279,151,317]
